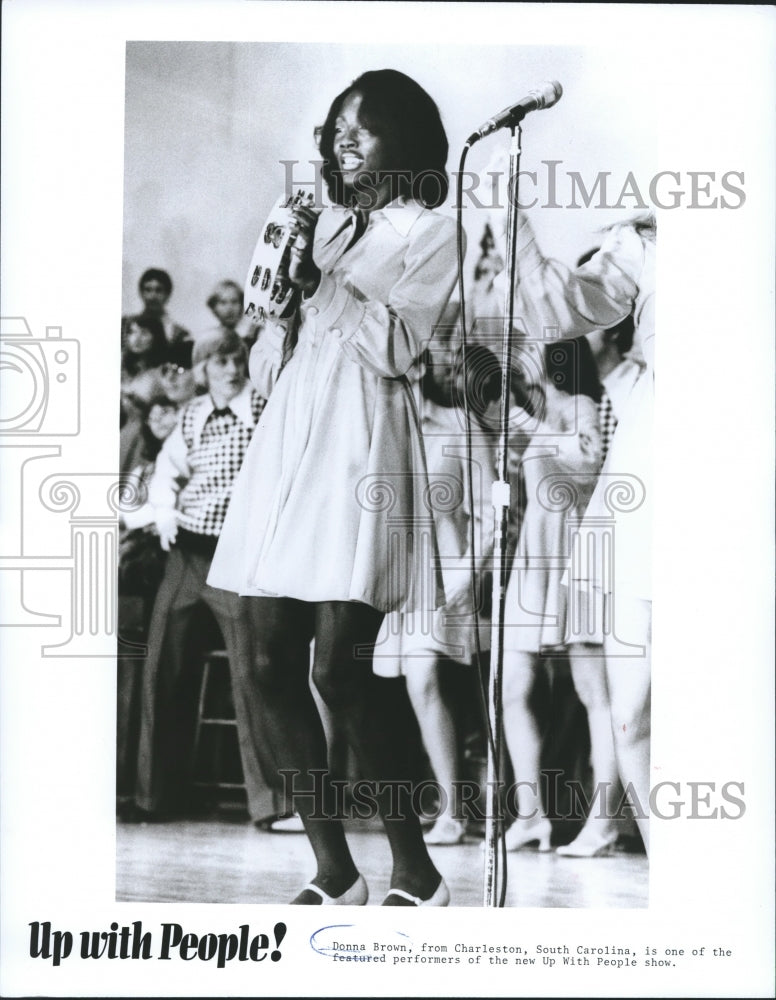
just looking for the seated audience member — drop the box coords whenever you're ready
[121,339,196,435]
[120,316,169,425]
[120,329,280,826]
[157,340,198,407]
[199,279,258,344]
[122,267,191,348]
[120,390,181,481]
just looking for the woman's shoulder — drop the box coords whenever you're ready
[179,390,210,420]
[401,202,458,256]
[413,202,456,234]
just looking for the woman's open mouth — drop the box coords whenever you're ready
[339,154,364,172]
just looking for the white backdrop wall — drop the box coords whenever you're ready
[122,41,657,334]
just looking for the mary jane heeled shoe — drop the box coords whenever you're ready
[292,873,369,905]
[382,877,451,907]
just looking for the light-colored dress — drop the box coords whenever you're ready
[505,215,655,605]
[207,198,459,613]
[503,392,603,652]
[373,397,497,674]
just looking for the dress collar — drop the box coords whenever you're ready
[322,197,426,244]
[371,197,425,238]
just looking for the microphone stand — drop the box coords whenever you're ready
[484,122,523,907]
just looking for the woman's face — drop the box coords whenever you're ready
[205,350,246,402]
[333,91,392,210]
[140,279,169,316]
[147,402,178,441]
[213,287,243,329]
[126,322,154,355]
[159,363,195,405]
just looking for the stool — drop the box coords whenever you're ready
[190,649,246,795]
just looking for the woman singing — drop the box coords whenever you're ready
[208,69,459,905]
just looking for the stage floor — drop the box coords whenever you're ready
[117,814,648,909]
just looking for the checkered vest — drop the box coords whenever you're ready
[176,390,265,536]
[598,388,618,464]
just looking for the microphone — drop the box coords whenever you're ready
[467,81,563,144]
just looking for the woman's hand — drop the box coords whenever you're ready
[154,508,179,552]
[287,203,322,298]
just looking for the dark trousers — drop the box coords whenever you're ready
[117,595,149,799]
[135,539,280,821]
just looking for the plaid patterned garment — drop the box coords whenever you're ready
[176,391,265,536]
[597,388,618,464]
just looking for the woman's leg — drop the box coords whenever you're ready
[501,649,552,849]
[245,596,360,900]
[604,596,652,854]
[313,602,445,903]
[404,656,463,839]
[309,651,351,798]
[562,643,621,853]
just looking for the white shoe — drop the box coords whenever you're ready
[268,813,305,833]
[504,816,552,852]
[424,816,466,846]
[556,823,618,857]
[293,873,369,905]
[382,878,451,907]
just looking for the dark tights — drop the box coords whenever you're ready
[246,596,441,900]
